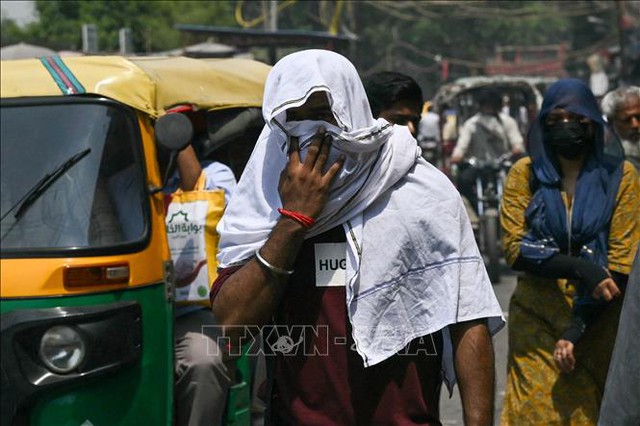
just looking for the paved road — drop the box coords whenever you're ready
[440,262,517,425]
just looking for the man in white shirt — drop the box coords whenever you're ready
[418,102,442,165]
[451,88,524,163]
[450,88,524,211]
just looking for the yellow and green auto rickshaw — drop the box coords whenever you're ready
[0,55,270,425]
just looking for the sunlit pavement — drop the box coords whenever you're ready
[440,262,517,425]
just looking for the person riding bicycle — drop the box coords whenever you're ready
[450,87,524,211]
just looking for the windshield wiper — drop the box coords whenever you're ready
[1,148,92,222]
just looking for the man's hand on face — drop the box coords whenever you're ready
[278,128,345,220]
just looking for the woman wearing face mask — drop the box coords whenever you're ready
[499,79,639,425]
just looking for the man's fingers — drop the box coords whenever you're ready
[302,128,326,169]
[323,153,345,185]
[312,134,332,173]
[289,137,301,164]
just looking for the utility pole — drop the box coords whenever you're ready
[119,28,133,55]
[266,0,278,64]
[81,24,98,54]
[268,1,278,32]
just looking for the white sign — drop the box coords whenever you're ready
[314,243,346,287]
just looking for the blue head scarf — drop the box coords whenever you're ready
[520,79,625,267]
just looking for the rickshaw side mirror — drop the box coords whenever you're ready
[149,113,194,194]
[154,113,193,151]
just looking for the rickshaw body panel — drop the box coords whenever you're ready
[1,113,169,298]
[1,284,173,425]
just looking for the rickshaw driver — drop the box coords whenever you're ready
[450,88,524,211]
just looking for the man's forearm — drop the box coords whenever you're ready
[212,217,306,331]
[176,145,202,191]
[450,319,495,426]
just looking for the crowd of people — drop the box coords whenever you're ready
[166,48,639,425]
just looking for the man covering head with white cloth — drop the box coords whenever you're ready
[211,49,504,425]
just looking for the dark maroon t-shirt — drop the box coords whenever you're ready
[213,226,443,426]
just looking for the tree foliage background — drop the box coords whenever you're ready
[1,0,625,97]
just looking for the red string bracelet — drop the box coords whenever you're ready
[277,208,315,228]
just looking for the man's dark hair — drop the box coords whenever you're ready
[363,71,423,117]
[476,87,502,111]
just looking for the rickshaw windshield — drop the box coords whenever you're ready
[0,98,148,255]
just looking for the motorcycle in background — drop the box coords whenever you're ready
[453,153,516,283]
[418,137,441,168]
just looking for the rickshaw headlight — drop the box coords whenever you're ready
[39,325,86,374]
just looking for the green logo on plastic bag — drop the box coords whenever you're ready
[198,286,208,298]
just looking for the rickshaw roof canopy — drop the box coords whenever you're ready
[432,74,550,113]
[1,55,271,117]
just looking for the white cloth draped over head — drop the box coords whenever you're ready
[217,49,504,389]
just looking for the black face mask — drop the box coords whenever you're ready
[544,121,591,159]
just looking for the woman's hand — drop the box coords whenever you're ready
[554,339,575,373]
[591,277,621,301]
[278,128,344,220]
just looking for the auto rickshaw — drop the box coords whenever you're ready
[0,55,270,425]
